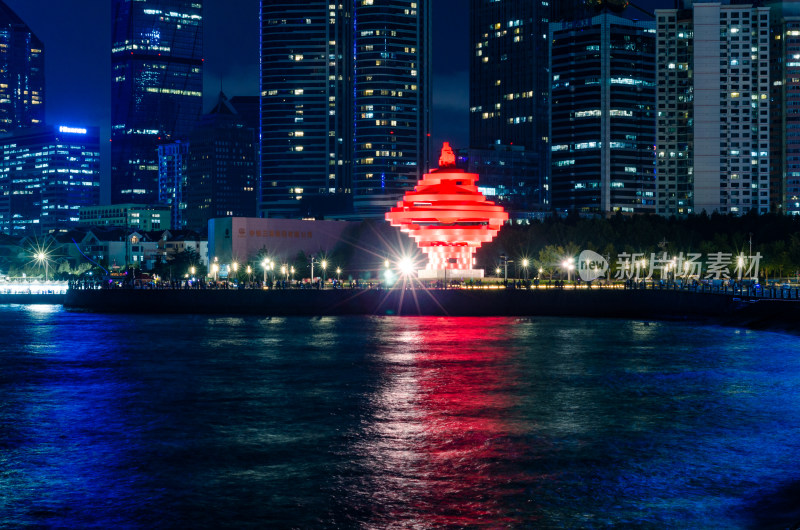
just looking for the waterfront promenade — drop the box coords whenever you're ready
[57,283,800,333]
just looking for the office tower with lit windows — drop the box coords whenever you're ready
[768,1,800,215]
[469,0,550,215]
[0,0,44,132]
[260,1,430,219]
[656,3,771,216]
[111,0,203,205]
[0,125,100,235]
[550,14,656,215]
[352,1,431,216]
[260,2,353,218]
[182,93,257,232]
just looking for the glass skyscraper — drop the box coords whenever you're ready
[260,0,430,219]
[351,1,431,217]
[111,0,203,205]
[469,0,550,215]
[550,14,656,215]
[0,0,44,133]
[0,125,100,235]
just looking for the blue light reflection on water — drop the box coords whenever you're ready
[1,305,800,528]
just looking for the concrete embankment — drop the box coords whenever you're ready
[62,288,800,332]
[0,293,66,305]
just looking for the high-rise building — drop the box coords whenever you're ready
[260,1,430,219]
[182,93,257,232]
[0,0,44,132]
[656,3,771,216]
[0,125,100,235]
[459,145,543,218]
[157,140,188,229]
[111,0,203,205]
[550,14,656,215]
[351,1,432,217]
[768,1,800,215]
[469,0,551,215]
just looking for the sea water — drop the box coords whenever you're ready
[1,305,800,528]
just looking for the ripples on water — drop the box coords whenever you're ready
[1,305,800,528]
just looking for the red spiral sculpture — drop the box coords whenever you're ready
[386,143,508,277]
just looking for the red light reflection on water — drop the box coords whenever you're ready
[354,317,539,526]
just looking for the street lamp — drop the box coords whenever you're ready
[232,261,239,283]
[321,259,327,288]
[281,265,287,283]
[290,266,295,282]
[499,254,512,284]
[190,266,196,277]
[262,259,268,284]
[310,256,316,285]
[212,262,219,282]
[561,257,575,283]
[35,251,49,282]
[336,267,341,282]
[522,258,529,282]
[246,265,252,283]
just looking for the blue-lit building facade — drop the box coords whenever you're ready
[0,0,44,133]
[111,0,203,205]
[550,14,656,215]
[469,0,551,216]
[157,140,188,229]
[0,125,100,235]
[260,0,430,219]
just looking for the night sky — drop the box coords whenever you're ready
[4,0,670,202]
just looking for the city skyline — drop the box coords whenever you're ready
[2,0,671,204]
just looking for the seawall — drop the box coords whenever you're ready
[62,288,800,332]
[0,293,66,305]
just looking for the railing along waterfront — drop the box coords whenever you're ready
[64,276,800,301]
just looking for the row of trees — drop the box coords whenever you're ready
[481,212,800,280]
[4,212,799,283]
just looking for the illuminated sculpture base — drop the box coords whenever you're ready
[418,268,484,280]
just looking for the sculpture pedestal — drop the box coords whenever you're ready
[418,268,484,280]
